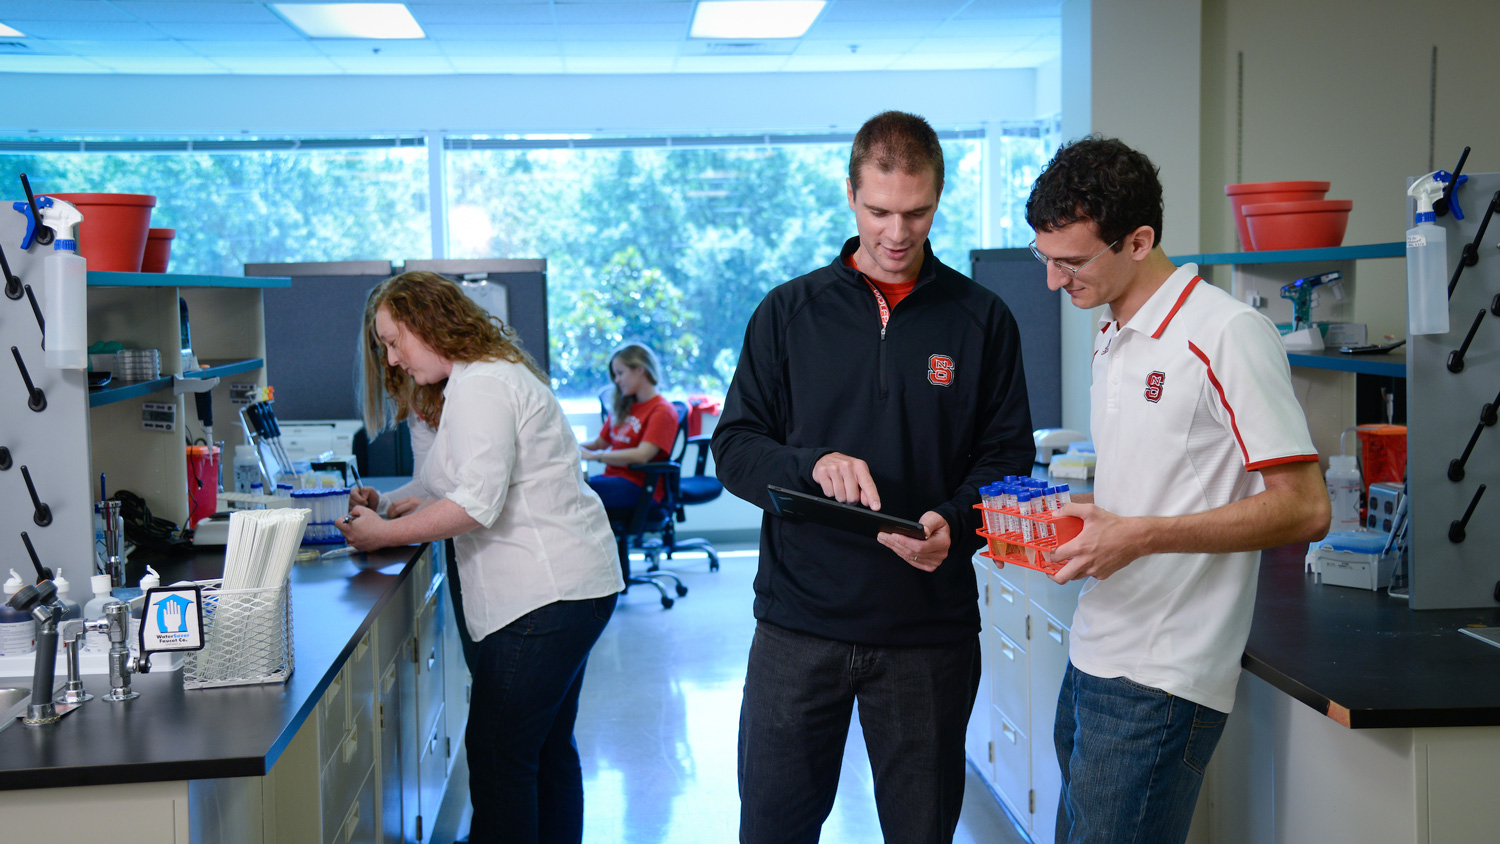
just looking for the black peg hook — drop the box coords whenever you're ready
[1483,384,1500,427]
[19,465,52,527]
[1448,421,1486,482]
[1449,484,1488,543]
[23,284,43,349]
[18,173,53,247]
[10,346,45,412]
[19,532,53,583]
[1,242,19,300]
[1447,310,1487,373]
[1448,190,1500,299]
[0,446,10,471]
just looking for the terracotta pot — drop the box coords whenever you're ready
[43,193,156,272]
[142,228,176,273]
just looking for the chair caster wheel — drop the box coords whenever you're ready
[675,584,688,597]
[661,596,674,609]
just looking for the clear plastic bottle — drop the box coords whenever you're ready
[1407,172,1451,336]
[42,202,87,370]
[0,569,37,657]
[50,568,82,654]
[1326,455,1363,532]
[83,574,123,655]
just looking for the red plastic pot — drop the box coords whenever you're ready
[1242,199,1352,251]
[142,228,176,273]
[43,193,156,272]
[1225,181,1329,250]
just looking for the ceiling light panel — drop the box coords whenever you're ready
[690,1,826,40]
[272,3,426,40]
[0,24,23,37]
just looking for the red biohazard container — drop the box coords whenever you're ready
[974,503,1083,575]
[186,445,221,529]
[1355,424,1407,494]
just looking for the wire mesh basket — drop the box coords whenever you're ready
[182,578,295,689]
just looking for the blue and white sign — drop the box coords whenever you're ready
[139,586,205,653]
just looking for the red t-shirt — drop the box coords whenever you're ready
[601,395,679,489]
[845,254,917,309]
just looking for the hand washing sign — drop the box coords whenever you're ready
[139,586,206,654]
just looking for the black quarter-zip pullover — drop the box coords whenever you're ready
[712,236,1036,646]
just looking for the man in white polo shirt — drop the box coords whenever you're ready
[1025,136,1331,844]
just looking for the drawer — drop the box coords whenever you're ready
[990,629,1028,728]
[375,578,411,682]
[1027,567,1084,624]
[324,766,377,844]
[318,663,349,766]
[990,568,1028,646]
[416,592,445,736]
[321,693,376,838]
[992,706,1031,825]
[973,557,992,632]
[417,702,450,820]
[347,630,375,720]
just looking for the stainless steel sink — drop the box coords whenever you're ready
[0,686,34,733]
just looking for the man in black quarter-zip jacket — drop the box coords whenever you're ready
[712,110,1035,844]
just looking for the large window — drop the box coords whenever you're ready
[4,125,1055,400]
[1,138,430,277]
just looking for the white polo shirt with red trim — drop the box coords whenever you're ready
[1070,263,1318,713]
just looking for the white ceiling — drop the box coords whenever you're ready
[0,0,1061,75]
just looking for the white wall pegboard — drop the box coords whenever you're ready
[1,196,95,587]
[1407,172,1500,610]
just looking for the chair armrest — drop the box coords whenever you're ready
[684,436,713,476]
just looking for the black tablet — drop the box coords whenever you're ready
[766,485,927,540]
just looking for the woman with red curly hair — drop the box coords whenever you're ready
[339,271,622,844]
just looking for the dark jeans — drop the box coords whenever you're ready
[738,620,981,844]
[587,475,645,511]
[466,592,618,844]
[1054,662,1229,844]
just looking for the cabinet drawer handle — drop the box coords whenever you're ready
[354,636,368,662]
[342,728,358,764]
[1000,721,1017,744]
[1046,619,1064,644]
[382,664,396,695]
[343,802,360,843]
[999,638,1016,661]
[998,584,1016,604]
[328,675,343,704]
[427,647,437,671]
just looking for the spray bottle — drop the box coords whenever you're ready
[38,197,87,370]
[1406,172,1450,336]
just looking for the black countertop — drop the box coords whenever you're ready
[0,542,428,791]
[1244,545,1500,729]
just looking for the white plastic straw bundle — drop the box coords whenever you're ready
[223,508,310,590]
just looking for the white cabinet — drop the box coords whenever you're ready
[968,553,1080,840]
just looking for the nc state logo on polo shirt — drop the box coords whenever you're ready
[928,354,955,387]
[1144,370,1166,403]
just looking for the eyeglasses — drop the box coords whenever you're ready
[1028,237,1121,279]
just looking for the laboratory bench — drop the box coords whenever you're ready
[0,542,424,790]
[0,536,472,844]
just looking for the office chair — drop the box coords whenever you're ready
[664,400,722,573]
[594,392,689,608]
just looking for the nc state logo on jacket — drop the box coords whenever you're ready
[928,355,955,387]
[1144,370,1166,403]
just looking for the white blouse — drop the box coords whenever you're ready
[418,359,622,640]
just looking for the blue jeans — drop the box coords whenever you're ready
[587,475,645,511]
[738,621,981,844]
[1053,662,1228,844]
[466,593,618,844]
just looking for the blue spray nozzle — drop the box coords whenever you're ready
[11,195,54,250]
[1434,170,1468,220]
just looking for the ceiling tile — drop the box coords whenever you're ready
[562,56,675,73]
[87,55,229,73]
[558,23,685,41]
[552,2,691,25]
[179,40,323,58]
[887,51,1007,71]
[50,39,196,56]
[672,55,791,73]
[932,17,1058,37]
[561,39,682,57]
[11,21,168,40]
[314,39,445,56]
[910,35,1043,54]
[421,23,558,41]
[112,2,283,25]
[0,54,106,72]
[958,0,1067,19]
[409,4,555,25]
[438,40,562,57]
[0,1,136,22]
[818,1,971,23]
[794,38,919,56]
[804,21,939,40]
[780,54,899,72]
[446,54,566,73]
[149,23,303,41]
[210,55,344,73]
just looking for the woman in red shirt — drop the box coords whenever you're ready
[579,343,679,512]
